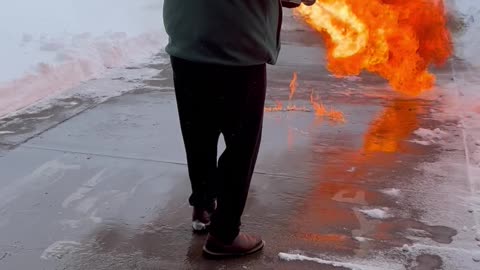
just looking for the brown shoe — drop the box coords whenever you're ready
[203,233,265,257]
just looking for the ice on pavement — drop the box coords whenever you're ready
[0,0,167,118]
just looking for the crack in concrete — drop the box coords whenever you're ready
[18,144,473,197]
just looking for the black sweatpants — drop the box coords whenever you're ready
[171,56,266,242]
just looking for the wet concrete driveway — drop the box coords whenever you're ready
[1,30,480,269]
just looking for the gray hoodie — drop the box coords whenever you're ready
[163,0,282,66]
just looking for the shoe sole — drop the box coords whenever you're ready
[202,240,265,258]
[192,220,210,232]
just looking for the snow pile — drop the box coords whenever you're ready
[359,208,392,219]
[0,0,168,118]
[410,128,448,146]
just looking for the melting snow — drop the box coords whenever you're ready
[354,237,371,242]
[411,128,448,145]
[401,244,412,253]
[380,188,401,197]
[359,208,392,219]
[41,241,82,260]
[278,253,403,270]
[409,139,432,146]
[347,167,356,173]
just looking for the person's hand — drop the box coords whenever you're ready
[282,0,301,8]
[301,0,316,6]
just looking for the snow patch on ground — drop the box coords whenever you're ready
[354,237,371,242]
[409,139,433,146]
[380,188,401,197]
[41,241,82,260]
[410,128,449,145]
[347,167,356,173]
[359,208,392,219]
[278,252,403,270]
[395,243,480,269]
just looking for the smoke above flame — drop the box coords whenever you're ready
[295,0,452,96]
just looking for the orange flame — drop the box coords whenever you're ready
[265,72,309,113]
[264,100,283,112]
[264,72,345,122]
[310,91,346,123]
[289,72,298,101]
[295,0,452,96]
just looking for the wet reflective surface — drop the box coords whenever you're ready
[1,26,480,270]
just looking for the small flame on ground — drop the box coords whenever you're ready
[265,72,345,123]
[265,100,284,112]
[310,91,346,123]
[289,72,298,101]
[286,105,310,112]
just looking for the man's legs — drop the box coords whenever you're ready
[171,57,220,210]
[209,64,267,243]
[172,56,267,254]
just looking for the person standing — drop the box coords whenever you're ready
[163,0,315,257]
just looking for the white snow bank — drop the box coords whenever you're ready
[4,56,166,121]
[0,0,167,118]
[359,208,392,219]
